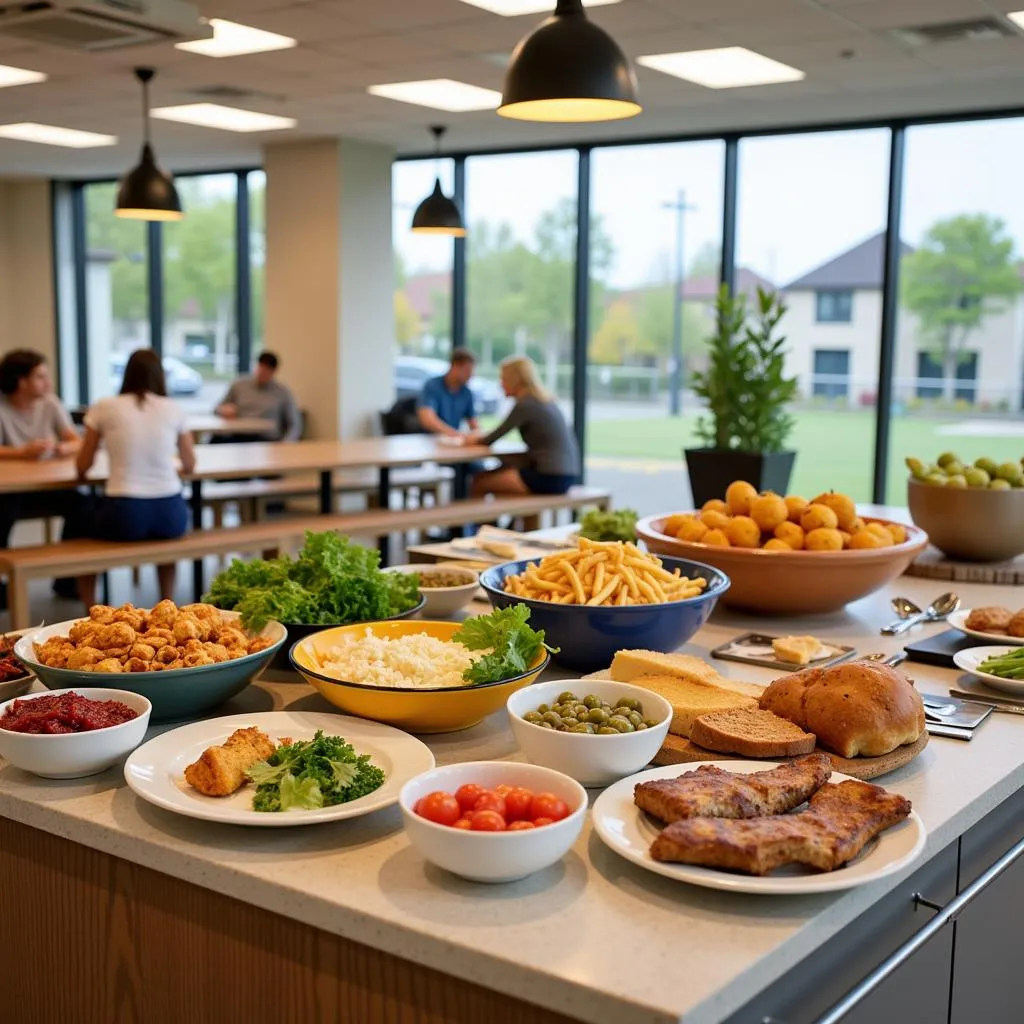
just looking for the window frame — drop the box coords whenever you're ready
[815,289,854,324]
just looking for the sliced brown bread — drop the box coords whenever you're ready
[690,707,817,758]
[630,674,758,738]
[609,649,764,699]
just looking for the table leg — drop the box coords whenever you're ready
[377,467,391,564]
[454,463,471,537]
[319,470,333,514]
[190,479,204,601]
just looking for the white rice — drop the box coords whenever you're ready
[319,629,485,689]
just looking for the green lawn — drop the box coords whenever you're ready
[584,410,1024,503]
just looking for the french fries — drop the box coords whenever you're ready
[503,538,707,607]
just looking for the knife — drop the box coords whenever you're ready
[949,689,1024,715]
[926,723,973,741]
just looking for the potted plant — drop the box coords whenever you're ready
[685,285,798,506]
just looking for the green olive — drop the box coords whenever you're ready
[542,711,562,726]
[537,703,551,714]
[539,721,554,729]
[587,707,609,725]
[570,723,594,734]
[561,717,579,728]
[619,697,642,712]
[608,715,635,733]
[636,722,648,731]
[597,726,619,735]
[557,690,578,704]
[583,694,602,709]
[644,719,660,729]
[523,711,544,724]
[627,710,643,728]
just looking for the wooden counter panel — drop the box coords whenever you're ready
[0,817,577,1024]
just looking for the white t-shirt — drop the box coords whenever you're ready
[85,394,186,499]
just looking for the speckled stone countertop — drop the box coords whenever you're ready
[2,578,1022,1024]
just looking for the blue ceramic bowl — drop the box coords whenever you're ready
[478,556,730,672]
[13,614,287,723]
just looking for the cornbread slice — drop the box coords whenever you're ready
[610,649,764,699]
[772,635,826,666]
[690,708,817,758]
[630,674,757,738]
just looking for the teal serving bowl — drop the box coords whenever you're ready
[13,613,286,723]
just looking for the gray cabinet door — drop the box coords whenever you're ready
[951,787,1024,1024]
[723,841,957,1024]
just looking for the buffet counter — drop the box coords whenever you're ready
[2,576,1024,1024]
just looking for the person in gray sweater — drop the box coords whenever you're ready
[215,351,301,442]
[468,356,580,497]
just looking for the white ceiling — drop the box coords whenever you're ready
[0,0,1022,178]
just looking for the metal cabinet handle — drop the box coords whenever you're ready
[760,832,1024,1024]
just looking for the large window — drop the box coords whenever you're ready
[465,150,578,412]
[71,171,261,409]
[738,129,891,502]
[83,182,148,402]
[586,141,725,512]
[162,174,238,411]
[890,118,1024,499]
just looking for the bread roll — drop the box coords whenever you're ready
[759,662,925,759]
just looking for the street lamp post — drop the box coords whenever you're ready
[663,189,695,417]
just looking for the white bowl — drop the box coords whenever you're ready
[0,687,152,779]
[953,646,1024,696]
[506,680,672,787]
[399,760,586,883]
[386,564,479,618]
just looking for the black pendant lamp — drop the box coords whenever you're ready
[411,126,465,237]
[116,67,183,222]
[498,0,640,123]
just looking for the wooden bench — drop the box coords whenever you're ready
[197,466,455,525]
[0,486,610,628]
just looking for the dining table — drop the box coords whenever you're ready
[2,572,1023,1024]
[0,436,523,593]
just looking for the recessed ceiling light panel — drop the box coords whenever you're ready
[1007,10,1024,30]
[0,64,46,88]
[367,79,501,111]
[0,123,116,148]
[175,19,296,57]
[638,47,805,89]
[151,103,296,132]
[458,0,619,14]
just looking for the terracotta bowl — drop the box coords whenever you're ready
[907,478,1024,562]
[636,514,928,615]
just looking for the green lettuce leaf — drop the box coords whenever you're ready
[279,772,324,811]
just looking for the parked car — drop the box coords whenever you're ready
[394,355,502,415]
[109,353,203,396]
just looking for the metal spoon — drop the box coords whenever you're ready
[881,592,960,636]
[880,597,922,634]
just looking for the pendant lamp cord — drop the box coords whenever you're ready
[135,67,155,147]
[430,124,445,180]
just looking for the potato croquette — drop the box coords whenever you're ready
[184,727,276,797]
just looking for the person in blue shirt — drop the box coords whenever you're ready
[416,349,478,437]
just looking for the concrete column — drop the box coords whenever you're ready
[0,180,57,363]
[264,138,395,440]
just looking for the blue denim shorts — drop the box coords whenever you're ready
[92,495,189,543]
[519,469,577,495]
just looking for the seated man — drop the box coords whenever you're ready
[416,348,478,438]
[215,351,301,442]
[0,349,85,605]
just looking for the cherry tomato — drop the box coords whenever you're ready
[416,791,461,827]
[507,820,536,831]
[504,787,534,822]
[473,792,507,818]
[452,817,473,830]
[469,810,506,831]
[532,817,554,827]
[494,784,514,797]
[413,797,425,815]
[530,793,570,823]
[454,783,486,814]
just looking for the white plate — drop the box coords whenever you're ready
[124,711,435,826]
[948,609,1024,648]
[952,646,1024,696]
[591,762,926,895]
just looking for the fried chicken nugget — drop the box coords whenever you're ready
[216,628,247,649]
[96,622,136,651]
[150,599,179,628]
[246,636,273,655]
[182,603,222,621]
[93,658,123,673]
[183,652,215,668]
[69,620,101,645]
[88,604,116,624]
[184,727,276,797]
[156,645,179,664]
[173,617,201,644]
[66,646,104,670]
[125,658,153,673]
[202,642,230,663]
[129,643,156,662]
[141,628,174,646]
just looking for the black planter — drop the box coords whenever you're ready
[683,448,796,508]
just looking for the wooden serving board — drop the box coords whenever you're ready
[907,546,1024,585]
[652,730,929,780]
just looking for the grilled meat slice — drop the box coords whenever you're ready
[633,753,833,824]
[650,779,912,875]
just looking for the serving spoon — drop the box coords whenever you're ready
[881,592,959,636]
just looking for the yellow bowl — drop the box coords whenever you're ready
[289,619,549,734]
